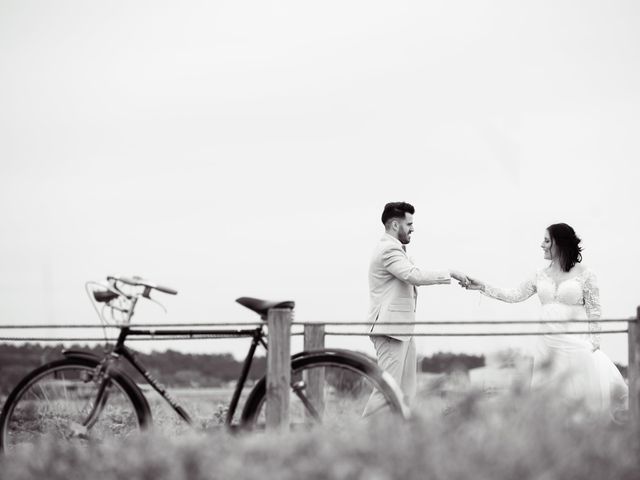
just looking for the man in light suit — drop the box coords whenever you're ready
[363,202,468,416]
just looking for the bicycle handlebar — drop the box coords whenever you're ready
[107,275,178,295]
[88,275,177,327]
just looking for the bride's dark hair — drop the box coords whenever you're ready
[547,223,583,272]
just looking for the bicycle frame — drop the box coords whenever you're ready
[97,325,269,428]
[0,276,407,450]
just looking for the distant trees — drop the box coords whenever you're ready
[0,343,266,395]
[1,345,498,396]
[615,363,627,379]
[420,352,485,374]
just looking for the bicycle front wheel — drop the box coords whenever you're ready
[0,357,149,454]
[240,350,408,430]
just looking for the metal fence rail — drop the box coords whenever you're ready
[0,318,633,342]
[0,318,631,328]
[0,318,631,342]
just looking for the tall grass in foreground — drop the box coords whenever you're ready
[1,386,638,480]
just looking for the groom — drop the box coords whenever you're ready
[363,202,469,415]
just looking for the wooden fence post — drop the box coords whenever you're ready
[266,308,292,431]
[303,324,326,420]
[629,307,640,432]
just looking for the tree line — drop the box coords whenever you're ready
[0,343,266,394]
[1,343,493,395]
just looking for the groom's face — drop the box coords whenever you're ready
[397,213,414,244]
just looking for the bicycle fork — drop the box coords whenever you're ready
[71,355,118,437]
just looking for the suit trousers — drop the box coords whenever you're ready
[362,335,416,417]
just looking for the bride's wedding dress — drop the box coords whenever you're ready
[482,268,628,415]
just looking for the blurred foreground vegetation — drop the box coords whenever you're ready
[1,385,637,480]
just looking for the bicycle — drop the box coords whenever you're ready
[0,275,409,453]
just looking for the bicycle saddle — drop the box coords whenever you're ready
[235,297,295,320]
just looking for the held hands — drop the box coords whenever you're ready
[450,271,485,291]
[464,276,485,291]
[450,270,470,288]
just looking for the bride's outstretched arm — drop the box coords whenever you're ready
[466,274,537,303]
[583,270,602,350]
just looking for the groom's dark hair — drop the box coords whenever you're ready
[547,223,583,272]
[381,202,415,226]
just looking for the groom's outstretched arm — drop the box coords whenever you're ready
[382,245,466,286]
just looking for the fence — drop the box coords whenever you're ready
[1,308,639,433]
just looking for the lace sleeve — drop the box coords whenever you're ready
[583,270,602,350]
[481,273,537,303]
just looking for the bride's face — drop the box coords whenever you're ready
[541,230,556,260]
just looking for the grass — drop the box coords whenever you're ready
[141,386,239,433]
[1,383,638,480]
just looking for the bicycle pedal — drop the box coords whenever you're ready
[69,422,89,439]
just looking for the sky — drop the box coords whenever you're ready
[1,0,639,364]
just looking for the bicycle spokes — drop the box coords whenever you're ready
[2,363,141,452]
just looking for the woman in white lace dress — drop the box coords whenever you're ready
[467,223,627,417]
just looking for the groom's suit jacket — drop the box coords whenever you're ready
[368,233,451,340]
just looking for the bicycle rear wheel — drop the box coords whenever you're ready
[240,350,408,429]
[0,357,150,453]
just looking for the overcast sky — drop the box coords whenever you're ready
[1,0,639,363]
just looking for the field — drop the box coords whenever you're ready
[142,365,523,429]
[142,385,245,432]
[1,367,638,480]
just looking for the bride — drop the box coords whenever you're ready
[466,223,628,418]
